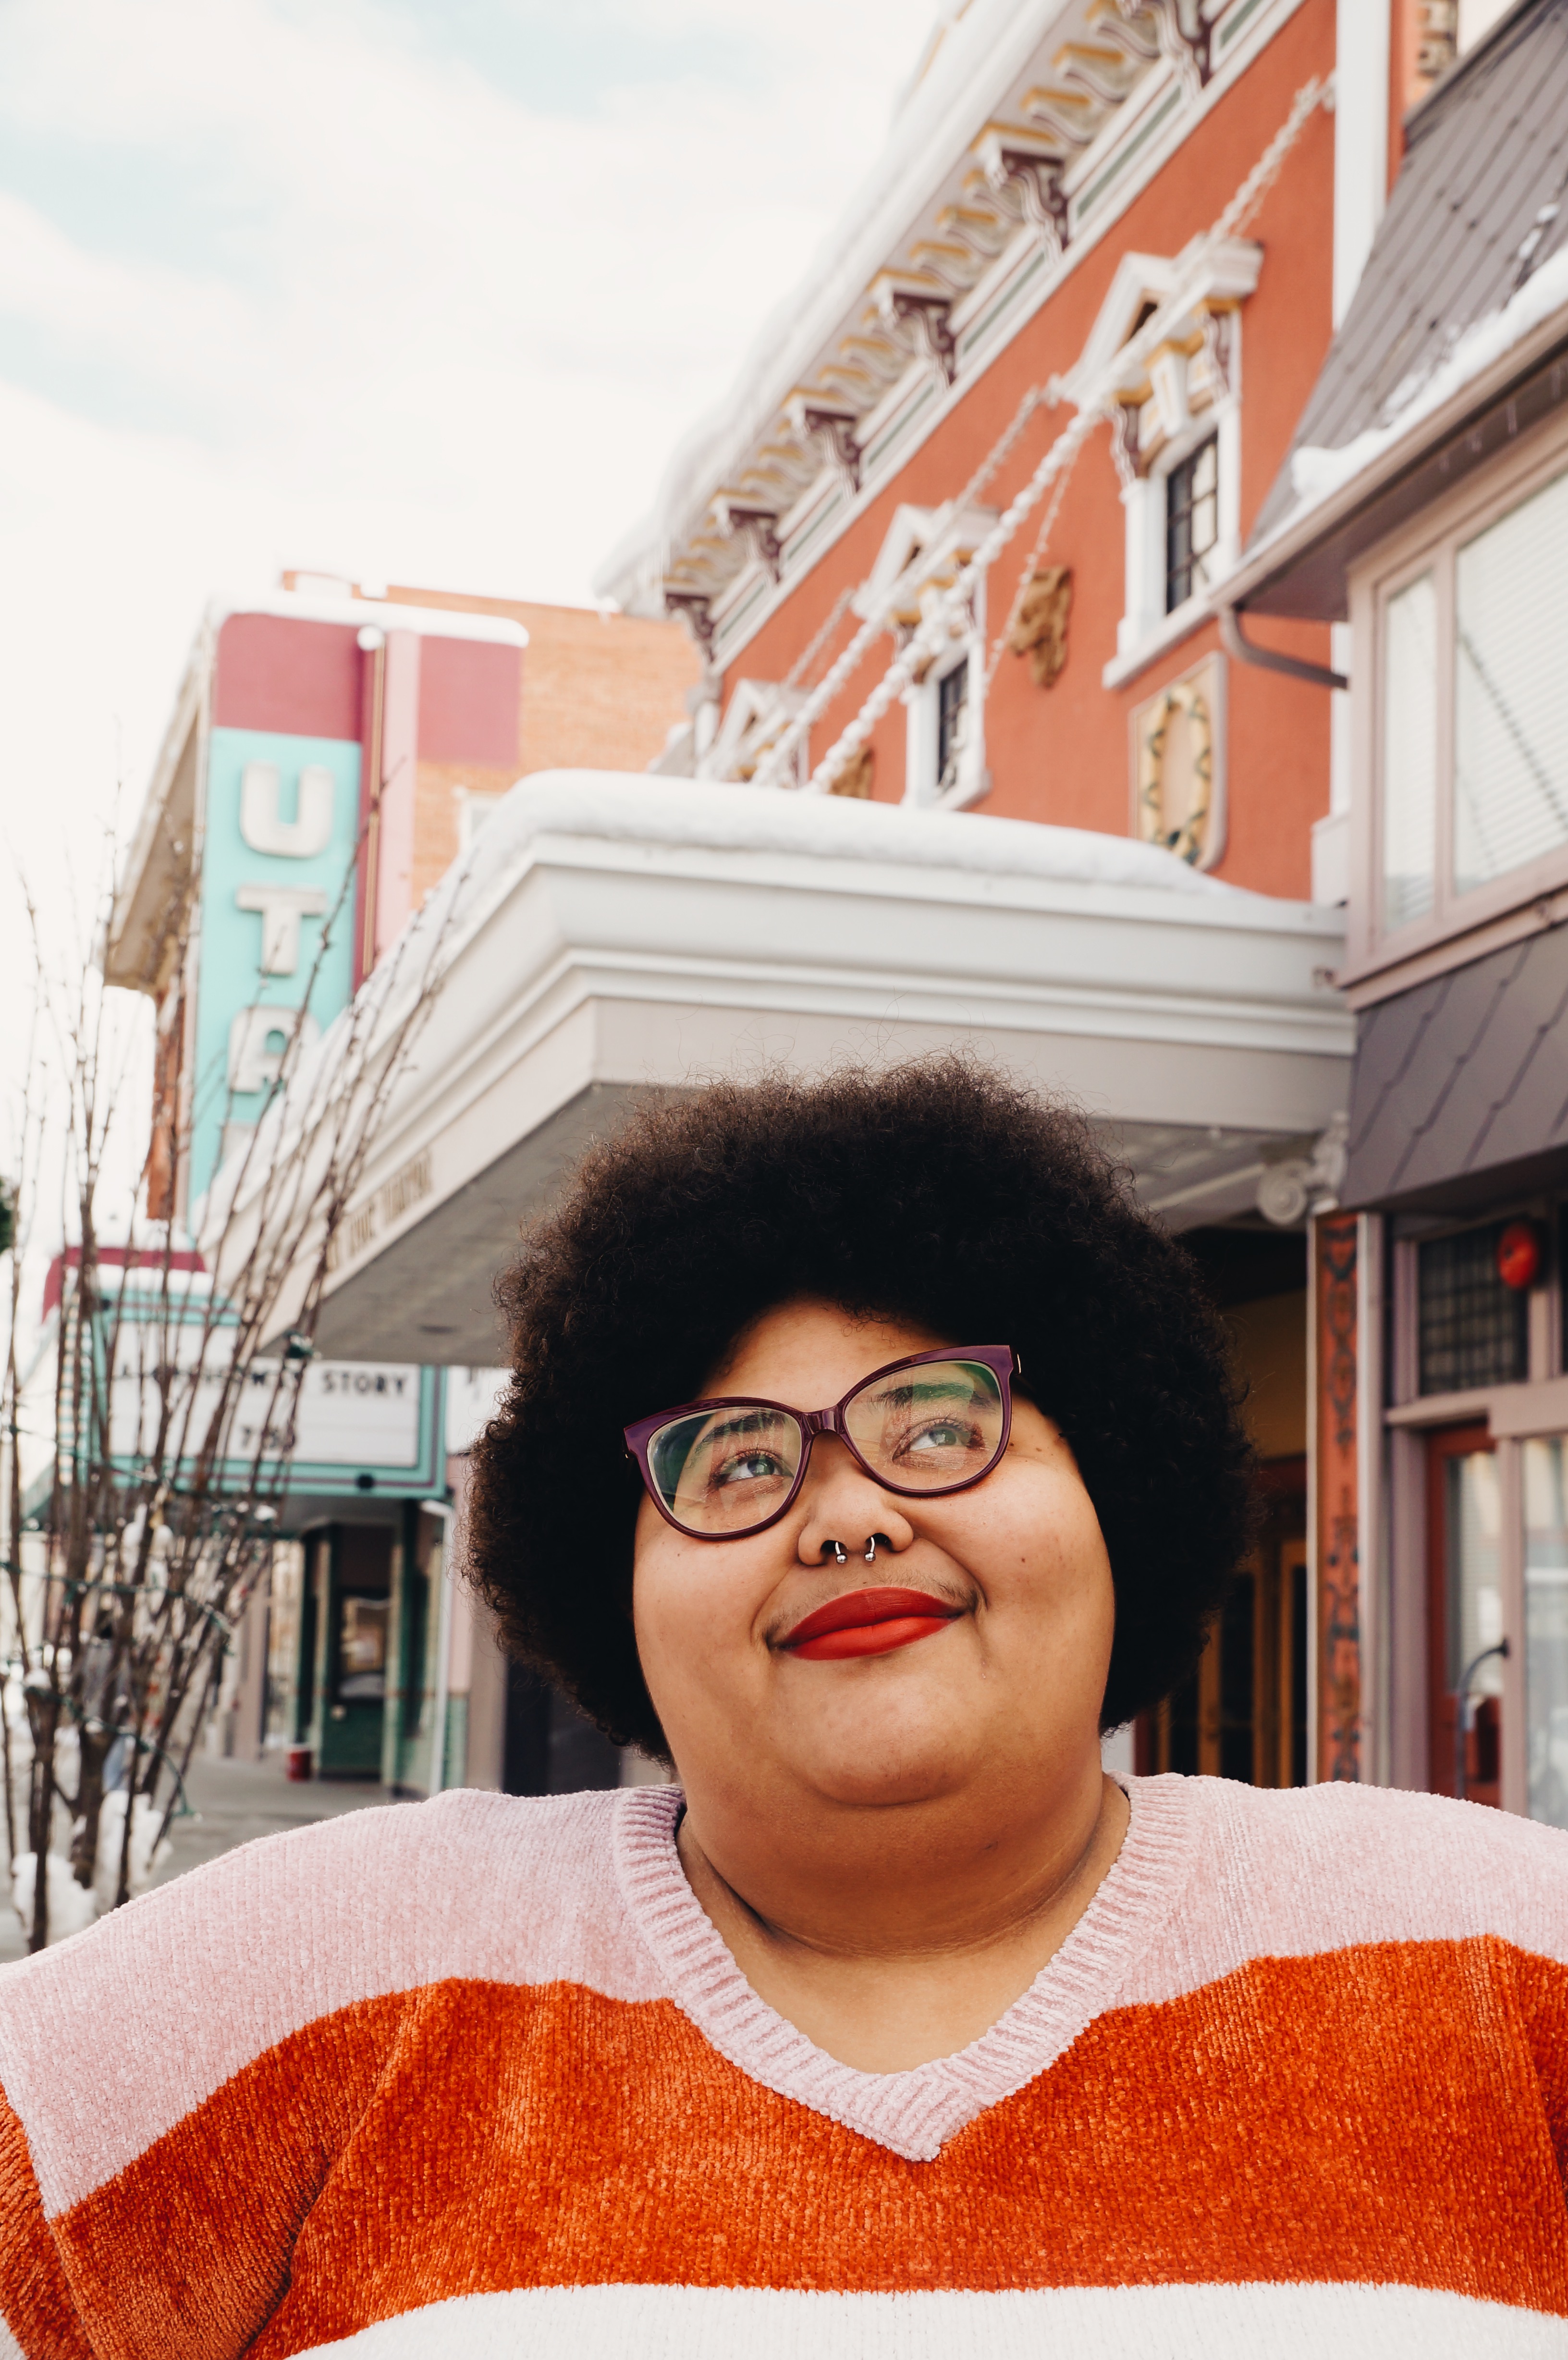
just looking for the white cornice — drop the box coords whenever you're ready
[600,0,1310,674]
[594,0,1085,599]
[211,772,1351,1349]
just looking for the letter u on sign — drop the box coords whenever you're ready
[240,762,335,858]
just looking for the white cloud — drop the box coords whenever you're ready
[0,0,932,1172]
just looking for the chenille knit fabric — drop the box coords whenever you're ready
[0,1774,1564,2357]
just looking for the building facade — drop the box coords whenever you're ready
[595,0,1375,1784]
[104,583,696,1792]
[216,0,1541,1804]
[1226,0,1568,1817]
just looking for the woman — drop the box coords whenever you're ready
[0,1063,1563,2357]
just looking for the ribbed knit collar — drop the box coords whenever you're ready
[612,1773,1195,2163]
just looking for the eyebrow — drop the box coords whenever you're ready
[862,1377,976,1410]
[695,1407,793,1447]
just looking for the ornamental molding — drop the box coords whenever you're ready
[854,502,1000,637]
[871,279,959,386]
[1008,565,1074,687]
[699,679,809,785]
[1061,233,1258,480]
[662,589,716,658]
[712,498,784,583]
[632,0,1296,654]
[784,396,863,496]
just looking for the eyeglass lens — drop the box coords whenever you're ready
[646,1358,1006,1537]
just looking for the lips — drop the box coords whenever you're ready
[780,1586,962,1662]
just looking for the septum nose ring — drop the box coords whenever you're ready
[829,1542,847,1566]
[864,1537,878,1563]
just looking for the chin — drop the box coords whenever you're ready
[791,1695,979,1811]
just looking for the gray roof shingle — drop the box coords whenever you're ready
[1252,0,1568,545]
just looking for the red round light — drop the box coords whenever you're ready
[1497,1219,1544,1292]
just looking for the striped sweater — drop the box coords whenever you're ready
[0,1775,1564,2358]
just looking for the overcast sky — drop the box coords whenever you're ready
[0,0,933,1205]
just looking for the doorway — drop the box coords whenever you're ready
[1426,1424,1503,1807]
[1139,1467,1308,1783]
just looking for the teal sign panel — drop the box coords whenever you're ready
[192,727,361,1204]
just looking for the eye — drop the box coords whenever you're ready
[713,1449,787,1487]
[907,1419,978,1452]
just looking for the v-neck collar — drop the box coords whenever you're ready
[612,1774,1195,2162]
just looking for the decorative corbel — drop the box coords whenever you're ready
[1120,0,1210,101]
[1147,344,1192,441]
[1110,402,1142,490]
[976,136,1070,263]
[1089,0,1161,65]
[1054,41,1140,106]
[784,395,862,496]
[663,589,716,658]
[712,498,784,583]
[875,286,957,386]
[1199,305,1236,403]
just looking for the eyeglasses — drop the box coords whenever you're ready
[624,1344,1017,1542]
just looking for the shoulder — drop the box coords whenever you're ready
[1120,1775,1568,2004]
[0,1785,669,2219]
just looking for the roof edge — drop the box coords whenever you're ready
[207,591,527,647]
[1229,289,1568,615]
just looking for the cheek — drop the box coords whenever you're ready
[973,1463,1114,1621]
[632,1512,765,1683]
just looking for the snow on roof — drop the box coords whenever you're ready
[461,771,1238,900]
[1249,0,1568,554]
[1278,242,1568,524]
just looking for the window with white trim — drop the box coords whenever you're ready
[1165,434,1220,611]
[900,559,988,811]
[937,659,969,796]
[904,635,986,809]
[1353,421,1568,972]
[1117,381,1241,661]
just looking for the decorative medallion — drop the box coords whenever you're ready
[1131,651,1225,868]
[830,746,875,800]
[1007,566,1072,687]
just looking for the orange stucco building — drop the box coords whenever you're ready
[592,0,1512,1786]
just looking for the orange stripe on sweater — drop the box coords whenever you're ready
[0,2089,93,2360]
[46,1941,1568,2360]
[53,1996,407,2360]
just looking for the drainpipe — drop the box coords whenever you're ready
[1219,605,1348,692]
[421,1499,455,1797]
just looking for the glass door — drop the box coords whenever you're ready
[1427,1425,1504,1805]
[1523,1436,1568,1830]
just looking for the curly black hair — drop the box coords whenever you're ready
[465,1059,1254,1757]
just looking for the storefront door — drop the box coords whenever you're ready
[1426,1425,1504,1806]
[1523,1435,1568,1830]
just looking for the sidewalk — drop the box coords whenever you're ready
[0,1753,402,1963]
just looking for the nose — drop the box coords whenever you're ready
[794,1432,914,1566]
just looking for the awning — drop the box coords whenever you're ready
[216,774,1352,1364]
[1343,917,1568,1216]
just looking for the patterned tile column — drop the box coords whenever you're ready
[1314,1213,1361,1782]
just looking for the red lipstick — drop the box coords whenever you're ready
[781,1586,961,1662]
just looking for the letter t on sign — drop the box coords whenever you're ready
[235,885,329,975]
[240,762,335,857]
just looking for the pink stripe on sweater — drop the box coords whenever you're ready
[0,1788,662,2217]
[2,1774,1566,2211]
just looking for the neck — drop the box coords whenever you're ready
[674,1755,1128,2070]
